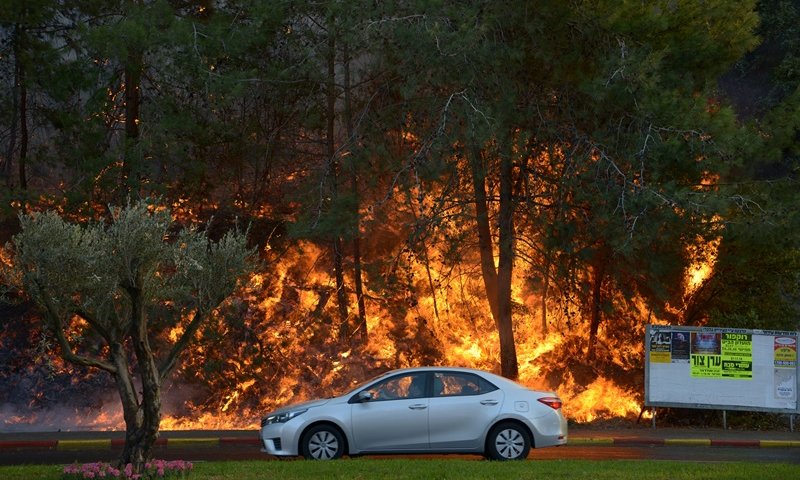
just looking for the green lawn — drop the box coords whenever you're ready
[2,459,798,480]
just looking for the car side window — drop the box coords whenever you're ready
[433,372,497,397]
[364,373,427,401]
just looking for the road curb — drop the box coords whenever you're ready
[0,440,57,449]
[164,438,220,447]
[664,439,711,446]
[0,437,261,450]
[0,436,797,450]
[566,437,614,445]
[57,439,112,450]
[759,440,800,448]
[710,439,760,447]
[606,437,666,446]
[567,437,800,448]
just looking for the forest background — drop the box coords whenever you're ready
[0,0,798,429]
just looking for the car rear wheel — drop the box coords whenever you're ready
[301,425,345,460]
[486,422,531,460]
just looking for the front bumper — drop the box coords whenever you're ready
[260,435,284,454]
[260,423,300,456]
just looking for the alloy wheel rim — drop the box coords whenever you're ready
[495,428,524,459]
[309,431,339,459]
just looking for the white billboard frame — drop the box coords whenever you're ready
[644,325,799,415]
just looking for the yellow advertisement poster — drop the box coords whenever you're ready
[690,332,752,379]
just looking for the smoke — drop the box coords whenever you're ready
[0,398,122,432]
[0,381,240,432]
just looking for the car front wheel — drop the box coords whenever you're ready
[301,425,345,460]
[486,422,531,460]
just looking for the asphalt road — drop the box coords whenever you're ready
[0,430,798,465]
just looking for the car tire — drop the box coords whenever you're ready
[301,425,345,460]
[485,422,531,460]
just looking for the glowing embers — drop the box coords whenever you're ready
[0,245,12,268]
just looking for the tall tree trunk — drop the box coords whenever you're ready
[113,343,145,470]
[333,237,349,341]
[343,41,368,346]
[121,286,161,471]
[5,24,28,189]
[326,25,349,342]
[469,145,518,379]
[352,237,367,343]
[540,267,550,334]
[420,243,441,323]
[470,146,499,321]
[586,258,606,362]
[496,152,518,379]
[1,51,14,183]
[121,51,141,194]
[18,52,28,190]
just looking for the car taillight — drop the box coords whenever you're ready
[538,396,562,410]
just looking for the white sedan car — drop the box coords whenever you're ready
[260,366,567,460]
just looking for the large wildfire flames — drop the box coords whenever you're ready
[0,203,717,433]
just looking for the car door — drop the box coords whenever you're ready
[350,372,430,452]
[427,371,503,450]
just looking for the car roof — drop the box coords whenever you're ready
[381,366,524,389]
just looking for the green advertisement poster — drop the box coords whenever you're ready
[691,353,722,377]
[721,333,752,379]
[690,332,752,379]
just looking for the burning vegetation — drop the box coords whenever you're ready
[0,194,721,432]
[1,1,797,442]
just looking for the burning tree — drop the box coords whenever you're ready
[2,199,255,471]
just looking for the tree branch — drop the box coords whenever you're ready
[158,308,207,382]
[39,291,117,373]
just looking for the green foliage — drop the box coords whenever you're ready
[3,198,256,464]
[367,0,768,340]
[703,86,800,330]
[707,224,799,331]
[7,199,255,331]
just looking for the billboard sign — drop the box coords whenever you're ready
[645,325,799,413]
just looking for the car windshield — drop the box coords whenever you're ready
[337,370,393,397]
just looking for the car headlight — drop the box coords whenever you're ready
[261,409,308,427]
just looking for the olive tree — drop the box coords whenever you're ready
[4,199,255,471]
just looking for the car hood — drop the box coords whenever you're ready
[269,398,330,415]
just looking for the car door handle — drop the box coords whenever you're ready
[480,400,499,405]
[408,404,428,410]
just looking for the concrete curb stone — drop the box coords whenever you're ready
[0,429,798,450]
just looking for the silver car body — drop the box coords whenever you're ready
[260,366,567,458]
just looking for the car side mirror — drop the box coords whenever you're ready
[357,391,373,402]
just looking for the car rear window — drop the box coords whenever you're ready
[434,372,498,397]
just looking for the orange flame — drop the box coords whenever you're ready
[2,193,704,432]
